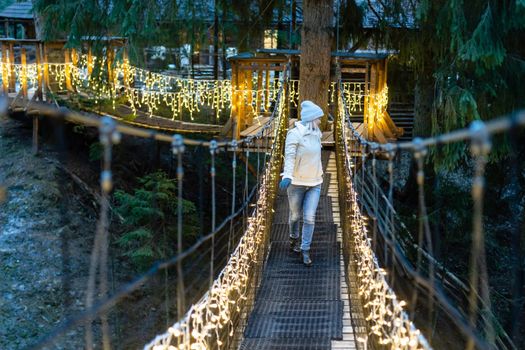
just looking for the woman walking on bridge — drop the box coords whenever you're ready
[279,100,324,267]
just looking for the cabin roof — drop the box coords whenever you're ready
[229,49,391,62]
[0,2,34,20]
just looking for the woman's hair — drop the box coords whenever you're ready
[301,120,321,133]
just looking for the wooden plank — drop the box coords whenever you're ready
[341,67,366,74]
[238,64,287,71]
[239,116,270,137]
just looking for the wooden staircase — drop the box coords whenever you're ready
[388,101,414,141]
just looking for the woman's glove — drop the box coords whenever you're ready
[279,178,291,190]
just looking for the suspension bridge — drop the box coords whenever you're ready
[0,45,523,350]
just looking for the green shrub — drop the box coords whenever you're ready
[114,171,199,270]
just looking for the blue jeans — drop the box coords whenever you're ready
[287,184,321,251]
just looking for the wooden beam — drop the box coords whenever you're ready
[231,63,240,139]
[245,70,253,127]
[36,43,43,100]
[264,68,270,112]
[256,69,263,114]
[122,47,130,87]
[43,43,49,95]
[107,46,114,85]
[21,47,27,98]
[64,48,73,91]
[1,44,8,94]
[87,44,93,76]
[8,43,15,92]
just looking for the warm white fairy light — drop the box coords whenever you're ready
[144,78,287,350]
[337,91,431,349]
[289,80,366,111]
[366,86,389,126]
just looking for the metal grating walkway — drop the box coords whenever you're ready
[240,151,349,350]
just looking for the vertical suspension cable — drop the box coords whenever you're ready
[85,116,120,350]
[256,137,261,194]
[466,121,495,349]
[371,143,378,253]
[228,140,238,255]
[244,145,250,232]
[410,138,435,322]
[172,134,186,319]
[360,143,366,213]
[385,144,396,278]
[209,140,218,288]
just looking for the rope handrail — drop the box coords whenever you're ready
[18,64,290,350]
[144,64,289,349]
[338,81,522,349]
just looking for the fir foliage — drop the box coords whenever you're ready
[114,171,199,271]
[346,0,525,168]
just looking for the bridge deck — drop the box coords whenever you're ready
[240,151,357,349]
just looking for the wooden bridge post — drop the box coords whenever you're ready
[231,62,240,139]
[87,44,93,76]
[122,46,130,88]
[64,48,73,92]
[2,43,8,95]
[245,68,254,127]
[238,66,246,135]
[43,44,50,97]
[8,43,15,92]
[107,46,114,86]
[363,62,370,139]
[264,67,270,111]
[35,43,43,100]
[256,68,263,114]
[367,62,378,140]
[32,113,39,154]
[20,47,27,98]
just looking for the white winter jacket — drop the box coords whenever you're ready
[281,122,323,186]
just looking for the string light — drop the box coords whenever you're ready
[366,86,389,126]
[144,72,287,350]
[289,79,366,111]
[337,90,431,349]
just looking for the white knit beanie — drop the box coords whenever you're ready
[300,100,323,122]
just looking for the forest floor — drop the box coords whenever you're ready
[0,115,179,349]
[0,115,99,349]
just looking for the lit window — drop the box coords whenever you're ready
[264,30,277,49]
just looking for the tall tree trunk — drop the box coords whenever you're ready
[299,0,333,128]
[213,0,219,80]
[291,0,297,49]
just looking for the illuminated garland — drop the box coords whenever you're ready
[337,92,431,349]
[290,79,366,111]
[144,77,287,350]
[365,86,389,124]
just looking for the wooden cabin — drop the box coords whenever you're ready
[228,49,403,143]
[0,2,36,39]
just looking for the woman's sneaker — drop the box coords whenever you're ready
[289,237,301,253]
[302,250,312,267]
